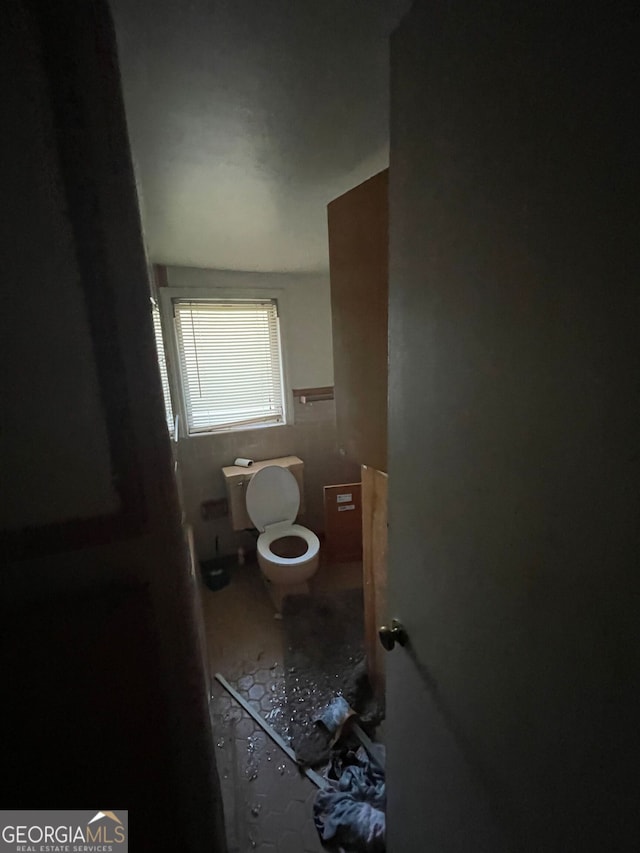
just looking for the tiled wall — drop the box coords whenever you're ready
[176,397,361,560]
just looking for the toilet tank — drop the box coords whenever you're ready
[222,455,305,531]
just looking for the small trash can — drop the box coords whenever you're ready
[200,554,234,591]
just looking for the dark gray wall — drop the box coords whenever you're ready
[1,2,225,849]
[387,2,639,850]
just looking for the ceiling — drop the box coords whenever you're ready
[110,0,411,273]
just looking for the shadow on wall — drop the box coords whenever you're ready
[177,397,360,559]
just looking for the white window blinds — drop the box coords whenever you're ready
[174,300,284,433]
[152,301,174,434]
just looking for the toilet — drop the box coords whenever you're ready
[246,465,320,599]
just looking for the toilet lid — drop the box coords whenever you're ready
[245,466,300,532]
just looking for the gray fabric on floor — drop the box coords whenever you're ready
[314,745,386,852]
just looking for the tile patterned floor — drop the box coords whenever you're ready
[202,558,363,852]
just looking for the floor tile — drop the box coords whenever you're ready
[202,557,362,852]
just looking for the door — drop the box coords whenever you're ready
[386,3,638,852]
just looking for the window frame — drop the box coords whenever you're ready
[151,297,175,436]
[158,286,292,438]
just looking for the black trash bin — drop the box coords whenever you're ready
[200,554,234,591]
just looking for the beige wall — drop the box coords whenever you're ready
[162,266,360,559]
[165,266,336,388]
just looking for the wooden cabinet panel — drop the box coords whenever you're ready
[328,170,388,473]
[323,482,363,562]
[362,465,388,699]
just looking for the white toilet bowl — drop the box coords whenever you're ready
[245,466,320,589]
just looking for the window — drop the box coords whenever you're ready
[151,300,174,434]
[173,299,285,434]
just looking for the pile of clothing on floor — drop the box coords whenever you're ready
[312,696,386,852]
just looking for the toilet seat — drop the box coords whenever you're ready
[246,465,320,588]
[257,523,320,566]
[246,465,300,531]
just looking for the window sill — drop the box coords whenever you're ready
[184,420,288,439]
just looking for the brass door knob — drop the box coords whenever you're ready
[378,619,408,651]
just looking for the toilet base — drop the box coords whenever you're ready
[260,572,309,613]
